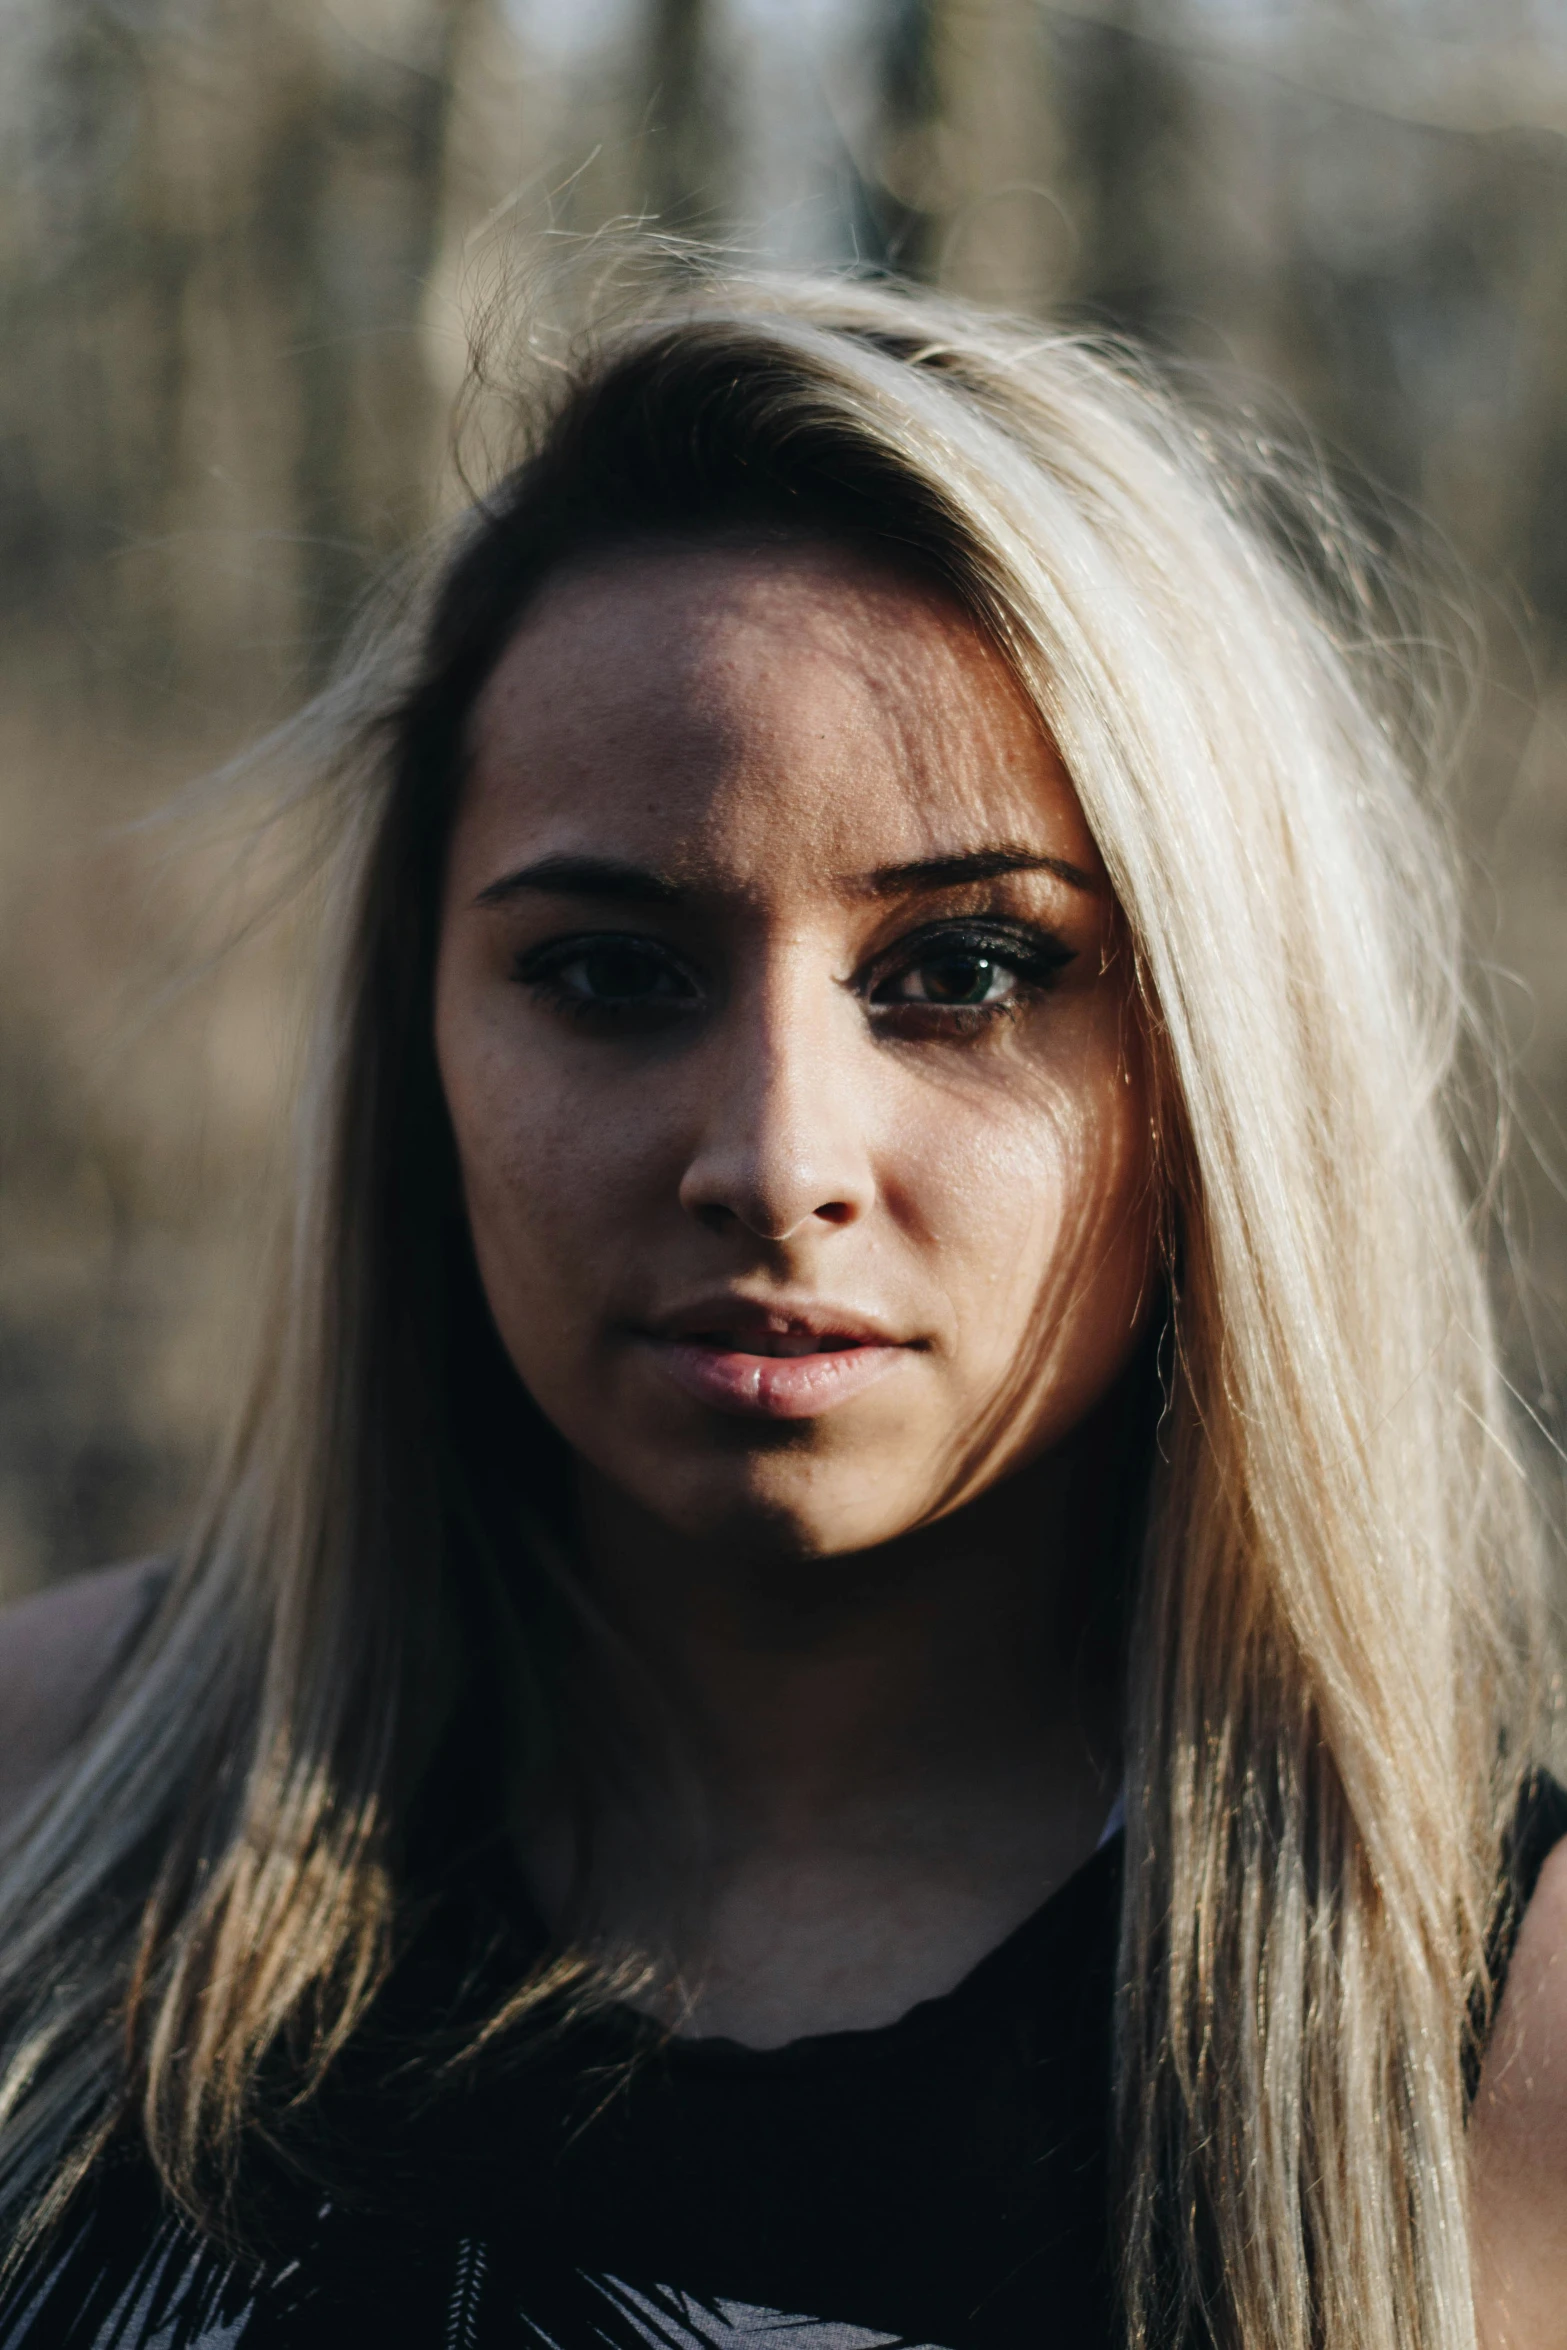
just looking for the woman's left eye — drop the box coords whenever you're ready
[869,929,1074,1017]
[878,950,1021,1008]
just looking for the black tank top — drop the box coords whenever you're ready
[4,1778,1563,2350]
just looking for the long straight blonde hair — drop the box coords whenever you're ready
[0,264,1545,2350]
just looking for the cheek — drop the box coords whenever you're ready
[434,990,655,1341]
[899,1055,1156,1428]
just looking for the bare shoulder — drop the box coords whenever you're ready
[1473,1829,1567,2350]
[0,1559,164,1814]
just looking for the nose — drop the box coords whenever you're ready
[678,977,874,1245]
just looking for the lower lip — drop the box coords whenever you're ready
[646,1339,912,1420]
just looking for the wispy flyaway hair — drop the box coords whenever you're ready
[0,262,1544,2350]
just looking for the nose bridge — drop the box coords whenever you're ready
[679,933,872,1242]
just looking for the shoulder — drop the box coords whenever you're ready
[1472,1821,1567,2349]
[0,1558,164,1815]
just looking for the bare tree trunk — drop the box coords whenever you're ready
[643,0,728,235]
[1049,0,1187,341]
[865,0,1065,308]
[927,0,1065,305]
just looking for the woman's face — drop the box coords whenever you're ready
[435,541,1157,1559]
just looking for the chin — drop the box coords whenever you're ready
[634,1447,923,1565]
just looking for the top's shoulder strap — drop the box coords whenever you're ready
[1489,1766,1567,1997]
[1506,1767,1567,1919]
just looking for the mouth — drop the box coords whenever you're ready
[637,1306,919,1421]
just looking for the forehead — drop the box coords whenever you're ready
[460,541,1100,888]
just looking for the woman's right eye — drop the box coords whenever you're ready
[515,937,701,1016]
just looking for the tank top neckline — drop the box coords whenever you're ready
[577,1826,1125,2078]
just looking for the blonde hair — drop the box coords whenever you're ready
[0,265,1544,2350]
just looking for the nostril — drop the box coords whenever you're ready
[678,1169,868,1243]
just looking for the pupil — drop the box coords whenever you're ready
[584,948,657,998]
[926,954,992,1004]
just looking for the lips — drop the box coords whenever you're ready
[678,1327,870,1358]
[637,1305,917,1421]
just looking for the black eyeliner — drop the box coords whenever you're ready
[511,930,705,1021]
[864,916,1077,996]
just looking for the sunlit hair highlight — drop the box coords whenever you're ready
[0,261,1545,2350]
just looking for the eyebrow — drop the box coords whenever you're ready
[474,854,687,909]
[856,847,1099,897]
[472,842,1098,911]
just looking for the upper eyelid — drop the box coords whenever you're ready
[882,917,1065,946]
[517,930,701,974]
[860,916,1075,970]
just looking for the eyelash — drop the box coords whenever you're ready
[867,920,1076,1031]
[512,920,1077,1034]
[514,933,704,1026]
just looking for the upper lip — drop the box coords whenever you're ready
[642,1297,914,1351]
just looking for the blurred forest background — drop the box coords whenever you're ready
[2,0,1566,1598]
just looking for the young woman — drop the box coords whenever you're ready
[0,271,1562,2350]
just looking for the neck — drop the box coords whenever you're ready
[572,1448,1119,1844]
[511,1410,1129,2044]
